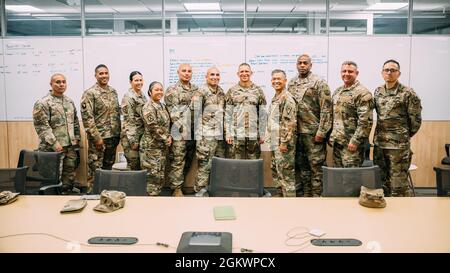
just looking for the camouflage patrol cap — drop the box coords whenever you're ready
[93,190,126,213]
[0,191,20,205]
[60,199,87,213]
[359,186,386,208]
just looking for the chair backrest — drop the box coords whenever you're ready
[442,144,450,165]
[93,169,147,196]
[433,167,450,196]
[0,167,29,193]
[17,149,62,195]
[208,157,264,197]
[322,165,382,197]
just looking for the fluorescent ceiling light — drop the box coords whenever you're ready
[6,5,44,13]
[366,3,408,11]
[184,3,221,11]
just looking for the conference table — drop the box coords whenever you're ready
[0,195,449,253]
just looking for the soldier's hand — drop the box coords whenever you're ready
[131,143,139,151]
[226,138,233,145]
[94,139,104,151]
[258,137,265,144]
[167,136,173,146]
[348,143,357,153]
[54,142,63,152]
[279,144,288,153]
[314,135,324,143]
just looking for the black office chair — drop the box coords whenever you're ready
[93,169,147,196]
[17,149,63,195]
[361,142,374,167]
[196,157,270,197]
[0,166,29,193]
[433,167,450,196]
[322,165,382,197]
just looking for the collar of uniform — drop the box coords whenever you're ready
[177,80,192,91]
[49,90,65,100]
[342,80,360,91]
[237,82,254,90]
[297,71,312,83]
[206,84,220,94]
[128,88,144,99]
[95,82,110,92]
[273,89,287,101]
[383,81,401,96]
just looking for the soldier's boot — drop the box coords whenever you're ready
[172,188,184,197]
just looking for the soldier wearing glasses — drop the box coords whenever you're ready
[373,59,422,197]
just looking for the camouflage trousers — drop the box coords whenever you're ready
[140,146,168,196]
[87,136,120,193]
[333,141,365,168]
[168,139,196,189]
[227,138,261,159]
[121,134,141,170]
[195,138,226,192]
[39,144,78,190]
[295,134,327,197]
[374,146,413,197]
[271,143,296,197]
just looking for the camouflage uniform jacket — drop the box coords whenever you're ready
[288,72,332,137]
[33,91,80,149]
[81,83,121,142]
[141,100,171,149]
[165,81,198,139]
[374,82,422,149]
[265,90,297,150]
[225,82,267,140]
[121,88,147,146]
[330,81,374,146]
[191,84,226,138]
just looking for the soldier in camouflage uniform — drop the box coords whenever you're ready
[33,73,80,193]
[120,71,147,170]
[81,64,121,193]
[330,61,374,168]
[373,60,422,197]
[266,70,297,197]
[165,64,198,197]
[191,67,226,193]
[225,63,267,159]
[288,54,332,197]
[140,81,172,196]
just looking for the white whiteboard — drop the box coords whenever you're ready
[410,36,450,120]
[164,36,245,92]
[0,39,5,121]
[328,36,411,94]
[83,36,163,104]
[3,38,83,120]
[0,35,448,121]
[246,35,328,102]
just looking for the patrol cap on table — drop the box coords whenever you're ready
[60,199,87,213]
[93,190,126,213]
[0,191,20,205]
[359,186,386,208]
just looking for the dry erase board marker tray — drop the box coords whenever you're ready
[176,231,232,253]
[88,236,138,245]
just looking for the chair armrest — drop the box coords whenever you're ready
[195,188,209,197]
[39,182,62,195]
[263,189,272,197]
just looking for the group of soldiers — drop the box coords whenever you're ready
[32,54,422,197]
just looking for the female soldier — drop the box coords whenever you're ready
[140,81,172,195]
[121,71,147,170]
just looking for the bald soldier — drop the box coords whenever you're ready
[33,73,80,194]
[225,63,267,159]
[330,61,373,168]
[373,59,422,197]
[191,67,226,193]
[81,64,121,193]
[288,54,332,197]
[165,64,198,197]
